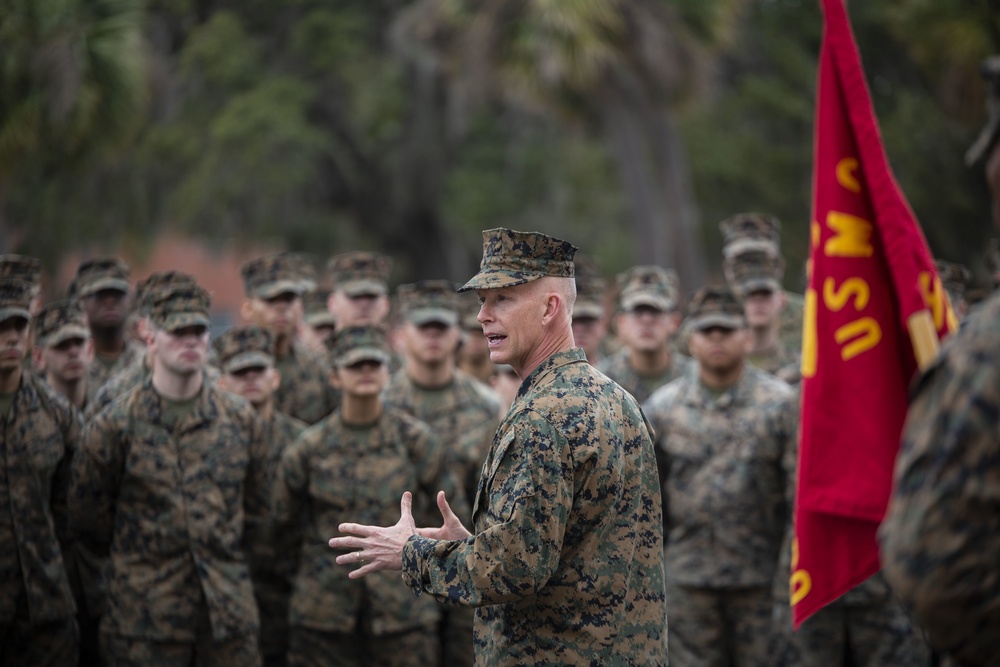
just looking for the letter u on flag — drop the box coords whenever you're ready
[792,0,956,628]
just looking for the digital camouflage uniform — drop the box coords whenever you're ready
[384,279,499,666]
[401,229,667,666]
[215,324,308,667]
[273,326,449,667]
[243,254,337,425]
[879,292,1000,666]
[643,286,796,667]
[877,56,1000,667]
[597,265,692,405]
[0,279,81,667]
[72,256,145,395]
[721,213,802,384]
[597,346,692,406]
[69,284,267,667]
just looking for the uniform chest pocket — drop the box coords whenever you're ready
[207,436,250,488]
[308,457,351,512]
[482,448,537,527]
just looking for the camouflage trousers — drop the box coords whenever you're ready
[440,605,474,666]
[666,579,779,667]
[100,631,262,667]
[773,598,931,666]
[0,613,78,667]
[288,623,440,667]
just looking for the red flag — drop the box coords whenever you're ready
[792,0,955,628]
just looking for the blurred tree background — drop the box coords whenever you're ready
[1,0,998,292]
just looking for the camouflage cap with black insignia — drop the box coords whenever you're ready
[616,265,679,313]
[0,279,34,324]
[213,325,275,374]
[397,280,460,326]
[241,252,306,300]
[328,251,392,297]
[573,254,607,319]
[72,255,131,297]
[459,228,577,292]
[303,289,337,329]
[719,213,782,258]
[966,55,1000,166]
[724,249,786,296]
[148,283,212,333]
[684,285,746,333]
[0,255,41,293]
[327,325,390,368]
[35,299,90,348]
[135,271,198,316]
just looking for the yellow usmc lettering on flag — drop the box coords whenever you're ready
[802,158,882,379]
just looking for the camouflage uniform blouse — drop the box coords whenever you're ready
[273,408,449,635]
[401,348,667,666]
[382,368,499,523]
[644,365,796,588]
[273,340,338,425]
[86,339,144,398]
[880,293,1000,665]
[596,346,693,405]
[0,372,80,623]
[69,378,268,641]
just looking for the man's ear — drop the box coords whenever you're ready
[270,368,282,392]
[240,298,255,323]
[328,367,342,390]
[31,346,45,372]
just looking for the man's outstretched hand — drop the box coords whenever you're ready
[329,491,472,579]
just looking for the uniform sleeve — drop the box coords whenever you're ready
[880,350,1000,665]
[400,414,570,607]
[242,411,274,564]
[51,402,83,551]
[69,412,124,554]
[271,436,309,560]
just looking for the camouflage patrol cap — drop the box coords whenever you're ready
[292,253,319,292]
[573,255,607,319]
[616,265,679,313]
[73,255,131,297]
[35,299,89,348]
[0,279,33,324]
[135,271,198,315]
[935,260,971,300]
[328,251,392,297]
[724,249,786,296]
[397,280,460,326]
[685,285,746,332]
[148,283,212,333]
[303,290,337,328]
[327,325,390,368]
[719,213,782,258]
[966,55,1000,166]
[242,252,306,300]
[213,325,275,374]
[459,228,577,292]
[0,255,41,292]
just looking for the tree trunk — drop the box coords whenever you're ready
[649,111,707,291]
[0,175,9,254]
[596,76,671,269]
